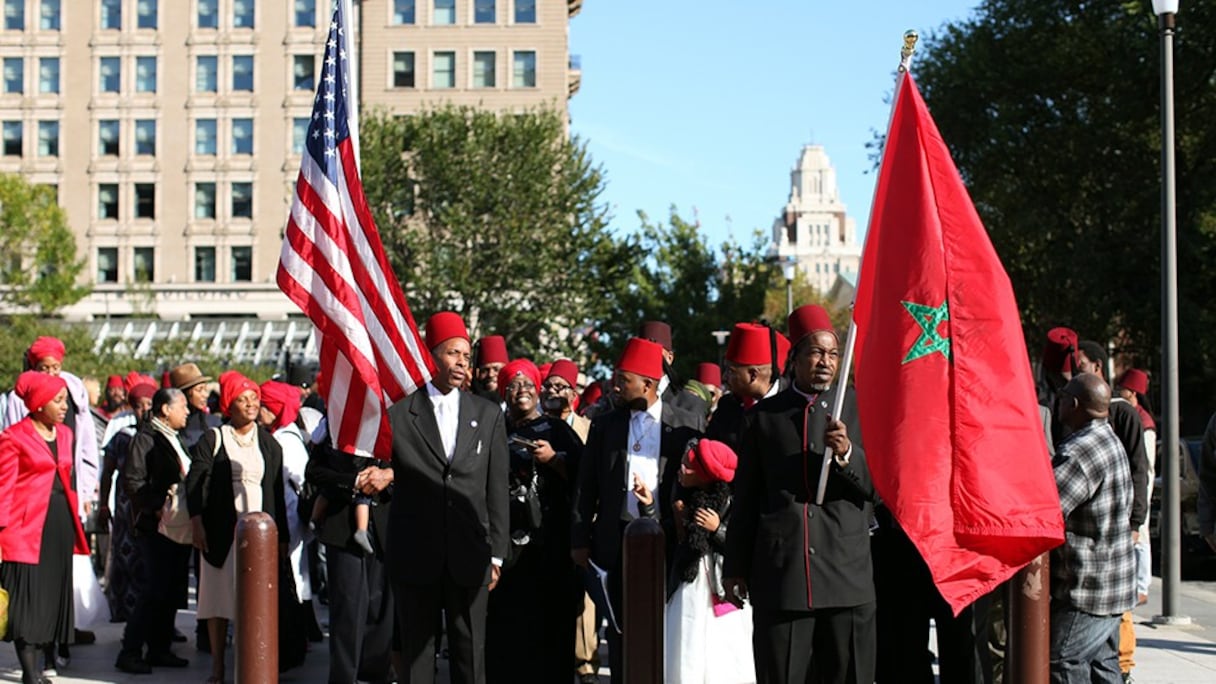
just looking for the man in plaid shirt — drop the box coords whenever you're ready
[1050,373,1137,683]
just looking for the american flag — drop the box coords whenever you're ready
[277,0,433,460]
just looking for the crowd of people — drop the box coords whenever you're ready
[0,306,1164,684]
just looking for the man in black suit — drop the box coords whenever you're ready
[638,320,710,418]
[706,321,790,453]
[571,336,705,684]
[387,311,509,684]
[723,304,877,684]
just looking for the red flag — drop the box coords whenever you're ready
[852,74,1064,613]
[277,0,433,460]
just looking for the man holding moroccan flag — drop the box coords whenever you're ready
[851,72,1065,616]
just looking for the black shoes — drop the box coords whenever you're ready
[172,629,188,643]
[115,653,152,675]
[73,629,96,645]
[147,652,190,668]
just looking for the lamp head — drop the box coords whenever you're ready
[782,259,797,282]
[1151,0,1179,15]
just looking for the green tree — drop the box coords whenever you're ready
[360,105,634,362]
[761,269,850,334]
[593,208,774,380]
[913,0,1216,428]
[0,174,89,316]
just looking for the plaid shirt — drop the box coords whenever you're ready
[1050,419,1137,615]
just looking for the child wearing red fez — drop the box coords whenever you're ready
[664,439,753,684]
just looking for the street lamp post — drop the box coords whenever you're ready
[711,329,730,365]
[1151,0,1189,625]
[782,259,797,318]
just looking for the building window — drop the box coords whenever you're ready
[232,55,254,91]
[3,0,22,30]
[432,51,454,89]
[3,57,22,94]
[98,184,119,219]
[99,57,120,93]
[134,119,155,155]
[512,50,535,88]
[97,247,118,283]
[100,0,121,30]
[2,121,21,156]
[392,52,415,88]
[194,246,216,282]
[291,117,308,154]
[195,118,216,155]
[295,0,315,27]
[232,118,253,155]
[135,56,157,93]
[514,0,535,23]
[40,0,59,30]
[293,55,314,91]
[196,55,218,93]
[474,0,494,24]
[134,183,155,219]
[231,182,253,218]
[231,246,252,282]
[392,0,415,24]
[137,0,157,29]
[99,119,119,156]
[38,57,58,94]
[195,182,216,219]
[472,51,495,88]
[233,0,254,28]
[133,247,154,282]
[37,120,57,157]
[197,0,217,29]
[433,0,454,25]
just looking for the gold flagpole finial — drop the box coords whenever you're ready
[899,30,919,73]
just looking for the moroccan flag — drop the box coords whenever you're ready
[852,73,1065,614]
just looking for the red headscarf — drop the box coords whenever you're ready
[498,359,541,399]
[26,336,65,368]
[127,382,156,404]
[14,370,67,413]
[218,371,260,417]
[686,439,738,484]
[260,380,302,432]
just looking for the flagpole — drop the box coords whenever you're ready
[816,31,918,505]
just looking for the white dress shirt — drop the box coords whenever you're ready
[427,382,460,460]
[623,397,663,519]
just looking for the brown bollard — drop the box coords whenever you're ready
[1006,553,1050,684]
[623,517,665,684]
[235,511,278,683]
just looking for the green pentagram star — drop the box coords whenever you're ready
[901,299,951,364]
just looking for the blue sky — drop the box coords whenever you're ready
[569,1,980,248]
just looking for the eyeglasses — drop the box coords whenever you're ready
[541,381,572,393]
[505,381,536,393]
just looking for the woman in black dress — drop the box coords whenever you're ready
[0,371,90,684]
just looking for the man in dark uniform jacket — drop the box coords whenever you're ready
[706,322,790,453]
[570,337,704,684]
[724,304,877,684]
[387,312,509,684]
[638,320,711,418]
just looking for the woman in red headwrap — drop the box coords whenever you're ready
[0,371,90,684]
[664,438,754,684]
[184,372,287,684]
[485,359,585,684]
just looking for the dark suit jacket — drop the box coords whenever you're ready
[185,426,288,569]
[386,388,509,588]
[570,400,705,572]
[123,423,188,536]
[723,385,876,612]
[305,442,393,554]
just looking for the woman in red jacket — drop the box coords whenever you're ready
[0,371,90,684]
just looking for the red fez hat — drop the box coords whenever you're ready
[696,363,721,387]
[498,359,542,399]
[260,380,302,432]
[425,311,470,350]
[617,338,664,380]
[787,305,835,347]
[1116,368,1150,395]
[127,381,156,403]
[26,336,66,367]
[106,375,124,390]
[580,382,603,409]
[726,322,792,368]
[638,321,673,351]
[219,370,260,417]
[687,439,738,484]
[15,370,67,413]
[476,336,509,366]
[547,359,579,388]
[1041,327,1079,374]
